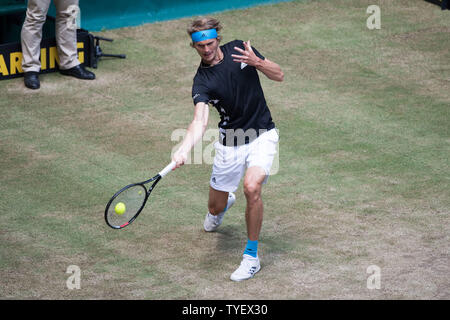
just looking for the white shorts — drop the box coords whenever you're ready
[210,128,279,193]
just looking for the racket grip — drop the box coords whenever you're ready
[159,161,176,178]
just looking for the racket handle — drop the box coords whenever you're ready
[159,161,176,178]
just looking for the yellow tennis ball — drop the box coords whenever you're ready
[115,202,126,215]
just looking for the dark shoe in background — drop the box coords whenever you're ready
[24,71,40,90]
[60,64,95,80]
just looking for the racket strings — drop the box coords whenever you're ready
[106,185,147,228]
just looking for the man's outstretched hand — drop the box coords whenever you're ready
[232,40,263,67]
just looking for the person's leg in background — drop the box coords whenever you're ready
[21,0,52,89]
[56,0,95,79]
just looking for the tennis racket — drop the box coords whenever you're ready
[105,161,176,229]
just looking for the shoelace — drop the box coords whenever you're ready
[238,258,258,274]
[208,213,221,226]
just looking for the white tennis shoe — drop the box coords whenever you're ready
[230,254,261,282]
[203,192,236,232]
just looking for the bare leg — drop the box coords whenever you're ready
[243,166,266,241]
[229,166,266,281]
[208,187,229,215]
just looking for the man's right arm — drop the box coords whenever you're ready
[172,102,209,168]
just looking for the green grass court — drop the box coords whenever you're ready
[0,0,449,299]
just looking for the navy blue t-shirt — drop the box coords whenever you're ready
[192,40,275,146]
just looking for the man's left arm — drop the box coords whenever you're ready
[232,40,284,82]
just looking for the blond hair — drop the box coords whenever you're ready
[187,17,223,46]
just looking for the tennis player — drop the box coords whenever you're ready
[172,17,283,281]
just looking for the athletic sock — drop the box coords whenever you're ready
[223,195,232,212]
[243,239,258,258]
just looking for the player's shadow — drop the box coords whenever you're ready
[197,221,298,273]
[214,225,244,253]
[216,225,297,270]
